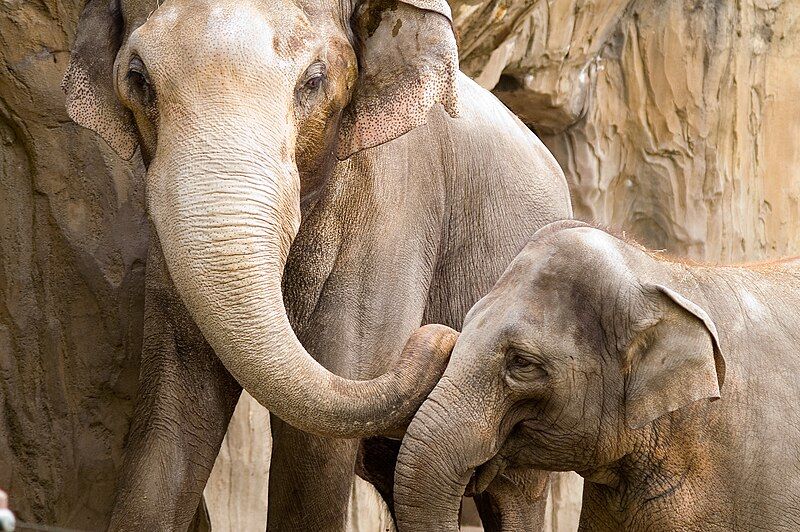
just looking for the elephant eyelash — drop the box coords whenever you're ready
[510,355,541,371]
[128,57,147,76]
[127,57,152,91]
[299,62,327,94]
[506,350,549,381]
[508,349,538,366]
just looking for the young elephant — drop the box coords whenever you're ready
[395,220,800,531]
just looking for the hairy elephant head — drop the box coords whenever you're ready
[62,0,459,438]
[394,221,726,530]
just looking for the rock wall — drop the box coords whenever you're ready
[204,393,270,532]
[454,0,800,262]
[0,1,146,529]
[2,0,799,530]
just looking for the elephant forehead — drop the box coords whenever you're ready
[137,0,314,74]
[463,297,538,350]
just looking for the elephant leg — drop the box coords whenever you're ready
[355,436,402,519]
[268,415,358,531]
[109,242,242,531]
[474,470,550,532]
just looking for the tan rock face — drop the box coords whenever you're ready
[0,1,146,529]
[454,0,631,135]
[2,0,799,530]
[204,393,271,532]
[457,0,800,262]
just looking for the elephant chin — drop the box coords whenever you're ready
[143,116,458,440]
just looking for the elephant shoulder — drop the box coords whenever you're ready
[433,73,571,213]
[446,74,565,176]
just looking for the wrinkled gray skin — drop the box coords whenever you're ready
[397,220,800,531]
[62,0,572,529]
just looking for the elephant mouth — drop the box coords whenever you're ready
[466,453,509,496]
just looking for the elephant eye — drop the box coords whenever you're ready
[304,73,324,91]
[506,350,548,382]
[127,56,154,102]
[300,61,326,94]
[127,57,149,85]
[509,354,529,369]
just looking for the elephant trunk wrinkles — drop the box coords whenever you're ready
[146,117,457,439]
[395,377,498,531]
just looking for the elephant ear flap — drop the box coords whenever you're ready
[623,284,726,429]
[62,0,138,160]
[338,0,460,160]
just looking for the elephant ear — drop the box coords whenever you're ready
[62,0,137,160]
[622,284,726,429]
[338,0,460,160]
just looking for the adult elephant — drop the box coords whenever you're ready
[62,0,572,529]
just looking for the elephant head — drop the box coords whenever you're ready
[62,0,460,438]
[394,221,726,530]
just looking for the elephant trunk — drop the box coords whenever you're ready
[146,113,456,438]
[394,375,499,531]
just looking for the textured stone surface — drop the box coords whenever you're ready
[204,393,270,532]
[456,0,800,262]
[3,0,800,530]
[0,1,147,529]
